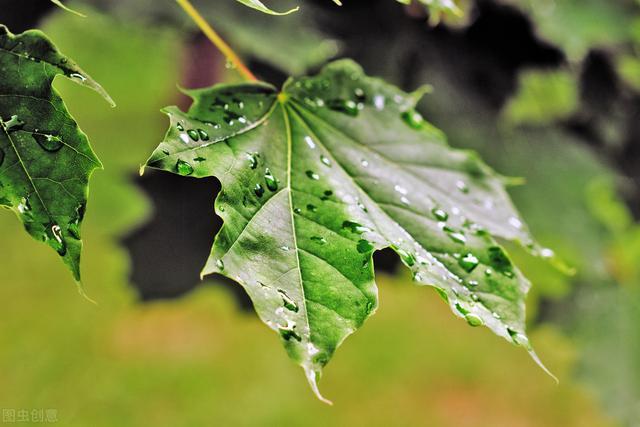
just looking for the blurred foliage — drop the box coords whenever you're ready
[501,70,578,126]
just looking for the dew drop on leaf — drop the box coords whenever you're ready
[197,129,209,141]
[216,259,225,271]
[254,183,265,197]
[176,122,184,131]
[458,253,479,272]
[264,168,278,191]
[306,170,319,180]
[327,99,359,116]
[33,133,63,152]
[175,159,194,176]
[431,207,448,221]
[187,129,199,141]
[306,204,317,212]
[247,152,259,169]
[465,313,483,327]
[356,239,374,253]
[320,155,331,167]
[401,109,424,129]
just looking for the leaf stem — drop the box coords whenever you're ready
[175,0,258,82]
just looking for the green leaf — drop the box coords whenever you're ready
[0,25,113,282]
[234,0,299,15]
[144,59,552,402]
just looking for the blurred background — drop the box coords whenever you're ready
[0,0,639,425]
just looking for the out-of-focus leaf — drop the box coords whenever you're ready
[503,0,636,60]
[144,59,553,402]
[234,0,298,15]
[0,25,112,281]
[84,0,339,75]
[502,70,578,127]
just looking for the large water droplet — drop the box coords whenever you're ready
[186,129,199,141]
[264,168,278,191]
[34,134,63,152]
[458,253,479,273]
[197,129,209,141]
[444,226,466,244]
[176,159,194,176]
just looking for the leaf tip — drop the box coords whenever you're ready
[75,281,98,305]
[528,347,559,384]
[304,366,333,405]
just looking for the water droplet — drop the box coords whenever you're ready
[356,199,368,212]
[444,227,466,244]
[458,253,479,272]
[485,268,493,277]
[33,134,63,152]
[254,183,265,197]
[361,159,369,167]
[186,129,199,141]
[507,328,529,347]
[306,170,319,180]
[264,168,278,191]
[394,185,408,195]
[342,220,371,234]
[392,246,416,266]
[194,156,206,162]
[327,99,359,116]
[216,259,225,271]
[279,328,302,342]
[357,239,374,253]
[280,245,290,251]
[431,208,448,221]
[278,289,299,312]
[354,87,366,101]
[507,217,523,229]
[304,136,316,149]
[465,313,483,327]
[306,204,317,213]
[540,248,554,258]
[179,133,190,144]
[310,236,327,245]
[320,155,331,167]
[456,180,469,194]
[293,207,302,214]
[175,159,194,176]
[401,109,424,129]
[197,129,209,141]
[247,152,259,169]
[467,280,479,287]
[176,122,184,131]
[400,196,410,205]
